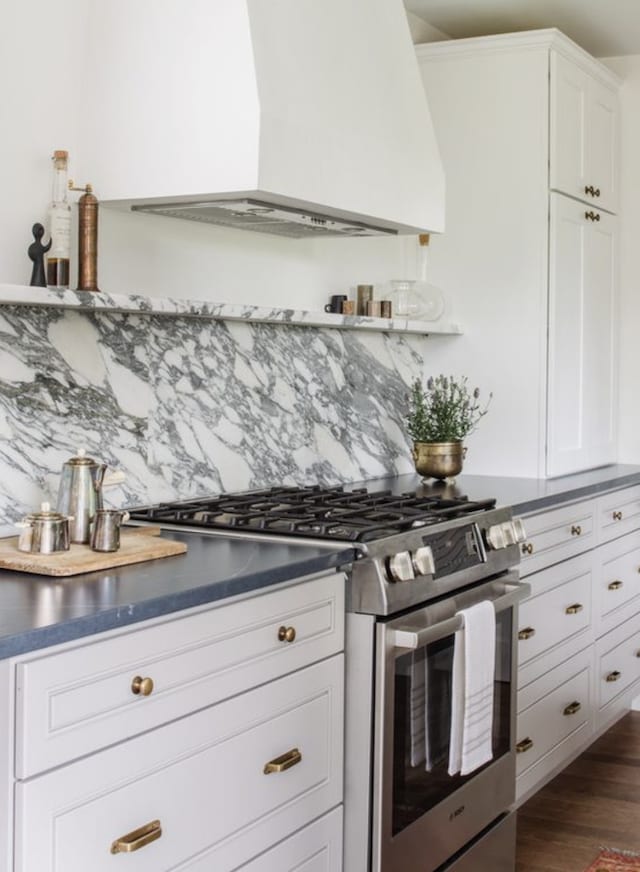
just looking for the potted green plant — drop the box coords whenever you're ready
[406,374,491,479]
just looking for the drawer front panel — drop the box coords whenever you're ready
[596,531,640,635]
[519,500,595,577]
[516,658,591,777]
[239,808,343,872]
[518,564,591,666]
[596,616,640,709]
[598,486,640,543]
[16,573,344,778]
[15,656,344,872]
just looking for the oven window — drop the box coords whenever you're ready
[391,610,512,836]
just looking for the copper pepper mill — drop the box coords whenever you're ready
[68,180,100,292]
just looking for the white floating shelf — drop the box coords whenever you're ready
[0,284,462,336]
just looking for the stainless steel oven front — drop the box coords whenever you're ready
[345,571,530,872]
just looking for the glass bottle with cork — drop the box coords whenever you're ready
[46,150,71,289]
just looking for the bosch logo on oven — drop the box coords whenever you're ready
[449,805,465,822]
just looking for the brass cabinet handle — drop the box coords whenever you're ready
[606,670,622,682]
[608,580,624,591]
[264,747,302,774]
[518,627,536,641]
[110,819,162,854]
[516,737,533,754]
[613,510,623,521]
[584,185,601,197]
[131,676,154,696]
[522,543,534,555]
[565,603,584,615]
[563,701,582,716]
[278,625,296,643]
[570,525,582,536]
[585,210,601,222]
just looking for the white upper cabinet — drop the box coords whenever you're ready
[550,52,619,214]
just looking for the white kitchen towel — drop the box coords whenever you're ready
[448,600,496,777]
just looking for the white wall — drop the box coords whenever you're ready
[601,55,640,466]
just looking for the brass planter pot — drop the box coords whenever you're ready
[412,441,465,480]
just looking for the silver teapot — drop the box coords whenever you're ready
[56,448,124,544]
[16,502,72,553]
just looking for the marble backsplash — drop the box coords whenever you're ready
[0,304,427,532]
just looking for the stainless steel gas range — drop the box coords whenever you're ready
[128,484,530,872]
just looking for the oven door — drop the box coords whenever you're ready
[371,572,529,872]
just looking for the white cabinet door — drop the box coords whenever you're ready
[546,192,617,477]
[550,52,618,214]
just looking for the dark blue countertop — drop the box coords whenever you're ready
[0,531,354,660]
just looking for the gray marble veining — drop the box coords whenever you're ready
[0,304,427,530]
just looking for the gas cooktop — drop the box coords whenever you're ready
[128,485,497,544]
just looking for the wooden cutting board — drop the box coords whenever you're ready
[0,527,187,577]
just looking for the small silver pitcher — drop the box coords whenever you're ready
[90,510,130,552]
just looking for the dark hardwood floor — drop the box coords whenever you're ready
[516,711,640,871]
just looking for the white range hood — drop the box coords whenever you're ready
[81,0,445,238]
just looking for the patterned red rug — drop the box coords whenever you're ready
[585,848,640,871]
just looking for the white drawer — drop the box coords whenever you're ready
[517,555,592,669]
[598,485,640,543]
[15,655,344,872]
[516,650,592,778]
[240,808,343,872]
[595,613,640,711]
[518,499,595,577]
[595,531,640,636]
[16,573,344,778]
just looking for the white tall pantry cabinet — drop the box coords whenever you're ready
[416,30,619,479]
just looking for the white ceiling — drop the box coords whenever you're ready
[404,0,640,57]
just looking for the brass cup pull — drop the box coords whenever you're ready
[110,819,162,854]
[608,580,623,591]
[278,625,296,643]
[570,525,582,536]
[522,542,534,555]
[585,210,601,222]
[613,510,623,521]
[264,747,302,774]
[516,737,533,754]
[563,700,582,716]
[606,670,622,682]
[565,603,583,615]
[131,675,154,696]
[518,627,536,641]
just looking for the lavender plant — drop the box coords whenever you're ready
[406,375,491,443]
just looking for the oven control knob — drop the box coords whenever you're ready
[412,545,435,577]
[486,524,506,550]
[387,551,415,583]
[501,521,517,547]
[513,518,527,543]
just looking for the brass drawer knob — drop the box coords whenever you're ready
[111,819,162,854]
[278,625,296,643]
[585,210,601,222]
[516,737,533,754]
[613,510,623,521]
[584,185,601,197]
[518,627,536,641]
[565,603,583,615]
[608,580,623,591]
[570,525,582,536]
[563,700,582,716]
[264,747,302,774]
[522,542,534,555]
[131,675,154,696]
[606,670,622,682]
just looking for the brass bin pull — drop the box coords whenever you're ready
[606,670,622,682]
[264,747,302,774]
[565,603,583,615]
[110,819,162,854]
[278,625,296,644]
[131,676,154,696]
[608,580,623,591]
[518,627,536,641]
[613,510,623,521]
[563,701,582,716]
[516,737,533,754]
[522,543,534,555]
[570,525,582,536]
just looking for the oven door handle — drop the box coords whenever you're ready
[390,580,531,650]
